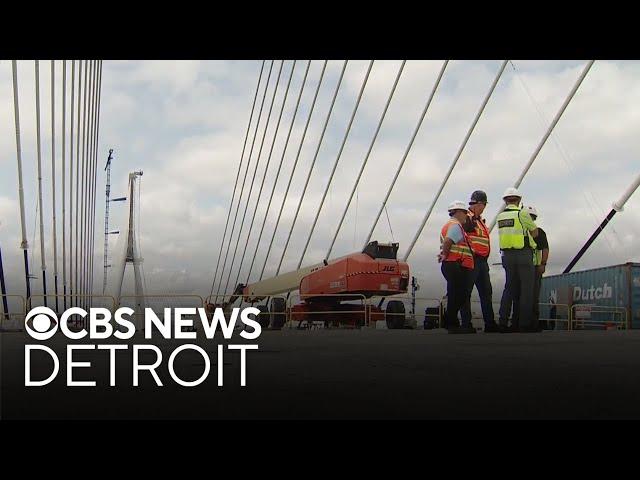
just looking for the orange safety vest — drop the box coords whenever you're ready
[467,213,491,257]
[440,219,474,269]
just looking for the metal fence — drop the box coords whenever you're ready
[119,294,205,331]
[0,294,26,330]
[570,304,628,330]
[1,293,633,334]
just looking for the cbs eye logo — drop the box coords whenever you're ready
[25,307,59,340]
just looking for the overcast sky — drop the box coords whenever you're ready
[1,60,639,306]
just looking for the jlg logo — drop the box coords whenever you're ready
[382,266,395,272]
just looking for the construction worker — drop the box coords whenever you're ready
[438,201,476,334]
[526,205,549,329]
[496,187,539,332]
[460,190,500,332]
[508,206,549,331]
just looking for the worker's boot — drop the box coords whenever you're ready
[450,324,476,334]
[484,322,500,333]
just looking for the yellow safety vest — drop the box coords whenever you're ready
[497,206,537,250]
[534,247,543,266]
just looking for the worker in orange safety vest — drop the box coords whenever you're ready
[459,190,500,332]
[438,200,476,334]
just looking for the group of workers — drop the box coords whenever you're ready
[438,188,549,333]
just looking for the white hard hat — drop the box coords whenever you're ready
[525,205,538,217]
[502,187,522,199]
[447,200,468,212]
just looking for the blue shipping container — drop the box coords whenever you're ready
[540,263,640,329]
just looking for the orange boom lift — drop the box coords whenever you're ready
[207,241,410,329]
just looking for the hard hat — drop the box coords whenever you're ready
[470,190,488,203]
[525,205,538,218]
[447,200,468,212]
[502,187,522,199]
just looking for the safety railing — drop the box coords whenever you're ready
[0,294,27,330]
[28,294,118,311]
[570,304,628,330]
[205,294,288,330]
[119,294,205,331]
[536,302,571,331]
[367,295,444,330]
[287,293,367,330]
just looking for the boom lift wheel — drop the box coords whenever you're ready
[385,300,406,329]
[269,297,287,330]
[256,305,270,329]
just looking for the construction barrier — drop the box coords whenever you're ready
[570,304,628,330]
[287,293,367,330]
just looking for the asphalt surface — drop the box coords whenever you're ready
[3,328,640,419]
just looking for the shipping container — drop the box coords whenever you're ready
[540,263,640,329]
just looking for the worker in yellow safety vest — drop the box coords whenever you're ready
[517,205,550,328]
[438,200,476,334]
[496,187,539,333]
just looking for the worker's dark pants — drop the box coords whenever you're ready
[460,255,495,327]
[499,248,534,329]
[441,261,474,329]
[533,270,543,328]
[511,269,543,329]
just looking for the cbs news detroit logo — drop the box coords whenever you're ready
[24,305,262,388]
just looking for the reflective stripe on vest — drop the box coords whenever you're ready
[440,219,474,269]
[467,214,490,257]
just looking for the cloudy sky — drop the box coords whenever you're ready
[1,59,639,306]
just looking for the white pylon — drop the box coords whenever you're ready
[109,171,145,312]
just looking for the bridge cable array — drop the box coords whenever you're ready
[8,60,103,309]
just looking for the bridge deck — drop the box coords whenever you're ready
[3,329,640,419]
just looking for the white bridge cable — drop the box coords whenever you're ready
[487,59,596,232]
[403,59,509,262]
[90,61,103,299]
[50,60,59,310]
[507,60,619,258]
[87,60,97,302]
[245,60,312,284]
[208,60,266,298]
[86,59,98,303]
[74,60,83,305]
[297,60,374,268]
[80,60,91,305]
[274,60,348,276]
[326,60,406,259]
[12,61,32,298]
[90,60,100,300]
[363,60,449,250]
[230,60,298,288]
[35,61,48,304]
[222,60,286,294]
[69,60,76,300]
[214,60,275,298]
[61,60,67,309]
[86,61,99,302]
[258,60,328,281]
